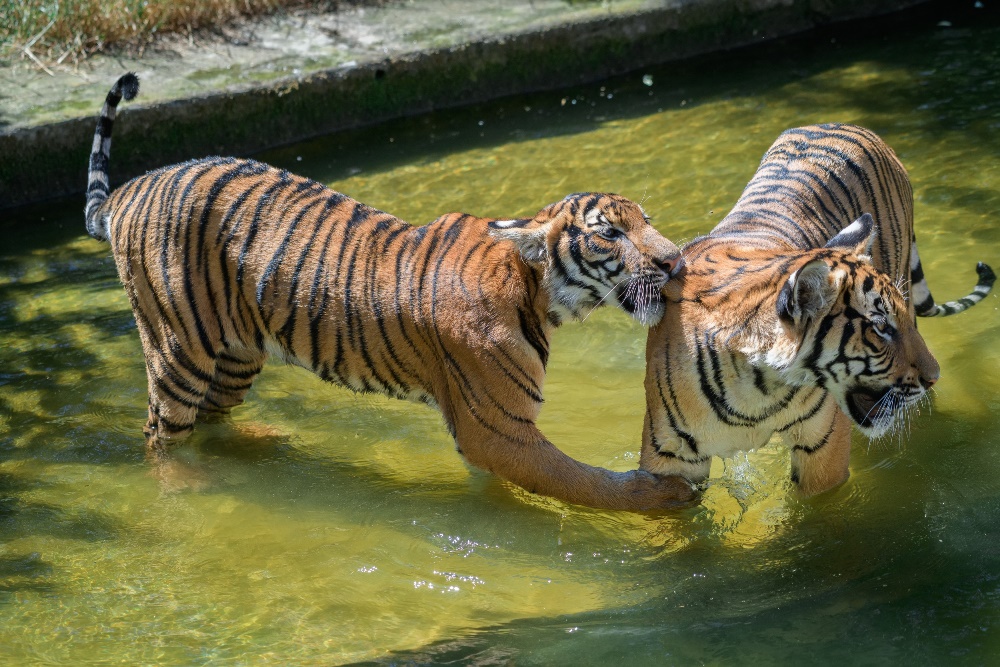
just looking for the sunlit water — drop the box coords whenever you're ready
[3,4,1000,664]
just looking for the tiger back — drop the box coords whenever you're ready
[84,73,696,511]
[641,124,995,496]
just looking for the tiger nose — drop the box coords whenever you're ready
[918,363,939,390]
[654,255,685,278]
[917,352,940,390]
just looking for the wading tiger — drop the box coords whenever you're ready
[85,73,696,510]
[640,124,995,496]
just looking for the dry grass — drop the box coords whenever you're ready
[0,0,356,66]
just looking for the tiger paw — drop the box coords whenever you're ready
[622,470,699,510]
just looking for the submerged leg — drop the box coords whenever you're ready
[138,331,218,493]
[638,428,713,487]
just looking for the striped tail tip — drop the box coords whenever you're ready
[976,261,996,289]
[86,72,140,241]
[118,72,140,101]
[917,261,995,317]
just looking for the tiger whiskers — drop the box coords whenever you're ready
[583,274,663,324]
[620,275,662,325]
[863,388,897,442]
[866,387,933,452]
[582,275,629,322]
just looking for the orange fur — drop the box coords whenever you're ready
[85,74,697,510]
[641,124,993,496]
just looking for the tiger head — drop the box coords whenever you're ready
[489,193,683,325]
[771,213,940,438]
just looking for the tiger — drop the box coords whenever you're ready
[84,72,697,510]
[640,123,995,496]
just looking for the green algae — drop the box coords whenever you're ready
[0,0,926,209]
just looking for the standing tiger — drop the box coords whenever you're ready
[85,73,696,510]
[641,124,995,496]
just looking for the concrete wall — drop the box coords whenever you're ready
[0,0,928,210]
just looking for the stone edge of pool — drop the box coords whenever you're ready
[0,0,928,211]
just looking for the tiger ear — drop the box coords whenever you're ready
[826,213,876,257]
[777,259,835,327]
[489,219,551,266]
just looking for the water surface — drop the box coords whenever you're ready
[2,3,1000,664]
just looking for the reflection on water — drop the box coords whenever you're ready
[2,2,1000,664]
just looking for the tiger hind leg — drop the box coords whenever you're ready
[198,347,267,419]
[142,354,216,444]
[137,325,219,445]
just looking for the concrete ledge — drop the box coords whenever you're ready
[0,0,927,210]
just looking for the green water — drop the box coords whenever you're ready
[3,4,1000,665]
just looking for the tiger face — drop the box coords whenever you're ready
[775,214,940,438]
[490,193,683,325]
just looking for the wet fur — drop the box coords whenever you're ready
[641,124,994,496]
[85,73,696,510]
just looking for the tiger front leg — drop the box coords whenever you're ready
[785,396,852,496]
[452,419,696,511]
[638,410,713,490]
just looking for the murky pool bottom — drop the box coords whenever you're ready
[2,6,1000,664]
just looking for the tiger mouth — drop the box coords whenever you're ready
[617,277,665,323]
[846,387,893,427]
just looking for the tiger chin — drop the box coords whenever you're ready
[84,72,696,511]
[641,124,995,498]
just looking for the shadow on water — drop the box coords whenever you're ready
[0,467,120,596]
[351,452,1000,665]
[0,197,94,254]
[0,491,120,543]
[359,553,1000,666]
[0,552,56,595]
[0,202,134,588]
[170,417,660,557]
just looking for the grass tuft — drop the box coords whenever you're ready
[0,0,361,65]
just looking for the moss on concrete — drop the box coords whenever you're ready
[0,0,928,210]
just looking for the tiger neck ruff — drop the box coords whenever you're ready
[85,72,694,511]
[641,124,995,496]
